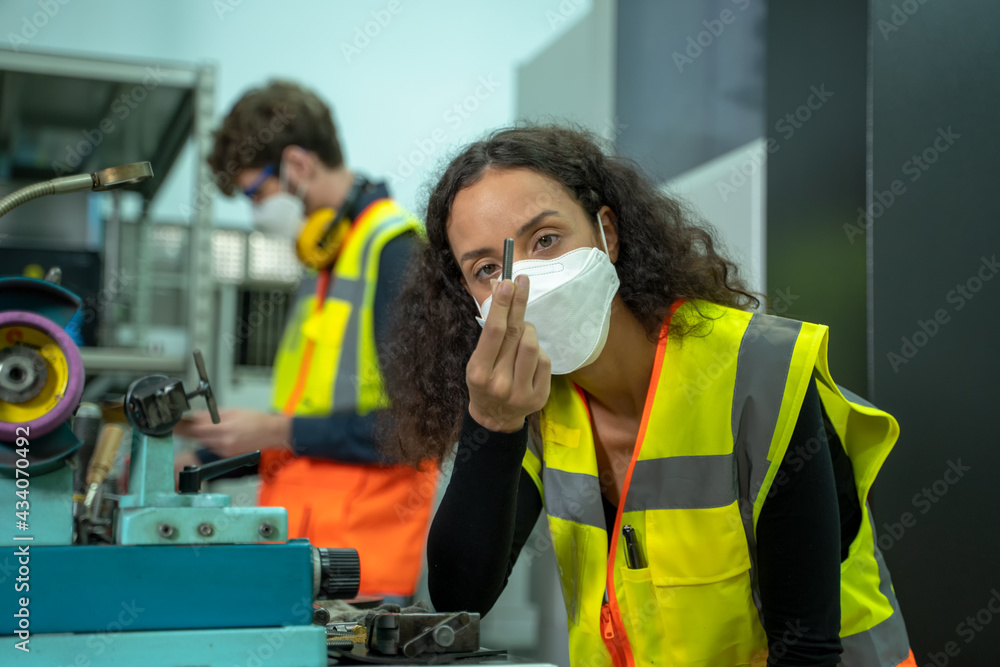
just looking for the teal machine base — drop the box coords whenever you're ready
[0,463,73,546]
[14,625,327,667]
[0,273,340,667]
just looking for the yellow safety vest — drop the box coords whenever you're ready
[524,300,912,666]
[260,198,437,597]
[271,198,419,416]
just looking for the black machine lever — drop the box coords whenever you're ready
[178,451,261,494]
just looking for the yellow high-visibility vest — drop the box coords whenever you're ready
[524,300,912,666]
[271,198,419,417]
[260,198,437,597]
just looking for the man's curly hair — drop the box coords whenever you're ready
[378,125,759,466]
[208,80,343,195]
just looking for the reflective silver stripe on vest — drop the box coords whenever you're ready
[543,467,605,530]
[294,275,364,318]
[732,313,802,505]
[840,514,912,665]
[623,453,737,512]
[526,431,543,463]
[330,215,409,411]
[327,274,366,412]
[731,313,802,623]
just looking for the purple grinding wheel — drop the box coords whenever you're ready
[0,310,84,442]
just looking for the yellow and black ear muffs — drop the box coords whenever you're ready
[295,175,372,271]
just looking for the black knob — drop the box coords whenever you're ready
[318,548,360,600]
[125,350,220,437]
[124,375,188,437]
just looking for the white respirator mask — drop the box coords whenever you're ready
[252,162,307,241]
[476,212,620,375]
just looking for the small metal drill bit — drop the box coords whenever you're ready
[502,238,514,282]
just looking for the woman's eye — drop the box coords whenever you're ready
[537,235,554,249]
[476,264,499,280]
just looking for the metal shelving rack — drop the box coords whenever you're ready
[0,47,216,385]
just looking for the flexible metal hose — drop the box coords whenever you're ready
[0,181,56,218]
[0,173,96,219]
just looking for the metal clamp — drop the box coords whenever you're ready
[369,611,476,658]
[400,612,472,658]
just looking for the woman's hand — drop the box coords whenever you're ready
[466,275,551,432]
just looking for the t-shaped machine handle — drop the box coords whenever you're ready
[125,349,219,437]
[188,349,220,424]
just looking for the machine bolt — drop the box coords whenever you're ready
[197,523,214,537]
[258,523,274,538]
[157,523,175,538]
[312,605,331,626]
[433,625,455,647]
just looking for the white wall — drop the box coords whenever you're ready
[516,0,616,141]
[1,0,594,226]
[662,138,768,296]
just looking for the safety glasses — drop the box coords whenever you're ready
[242,163,276,200]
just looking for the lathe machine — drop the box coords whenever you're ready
[0,164,517,666]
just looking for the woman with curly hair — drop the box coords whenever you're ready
[379,126,914,666]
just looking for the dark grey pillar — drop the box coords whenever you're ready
[870,0,1000,662]
[765,1,870,395]
[616,0,766,182]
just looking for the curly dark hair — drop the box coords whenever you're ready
[208,80,343,195]
[378,125,759,466]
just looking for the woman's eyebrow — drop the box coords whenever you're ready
[515,210,560,238]
[460,246,494,265]
[458,210,562,266]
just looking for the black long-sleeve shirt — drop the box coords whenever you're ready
[428,379,860,666]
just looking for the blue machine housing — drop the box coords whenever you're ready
[0,277,82,329]
[1,539,317,635]
[0,277,328,667]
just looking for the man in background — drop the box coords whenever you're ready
[175,80,436,601]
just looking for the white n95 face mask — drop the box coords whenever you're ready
[253,193,304,239]
[252,161,307,240]
[476,212,620,375]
